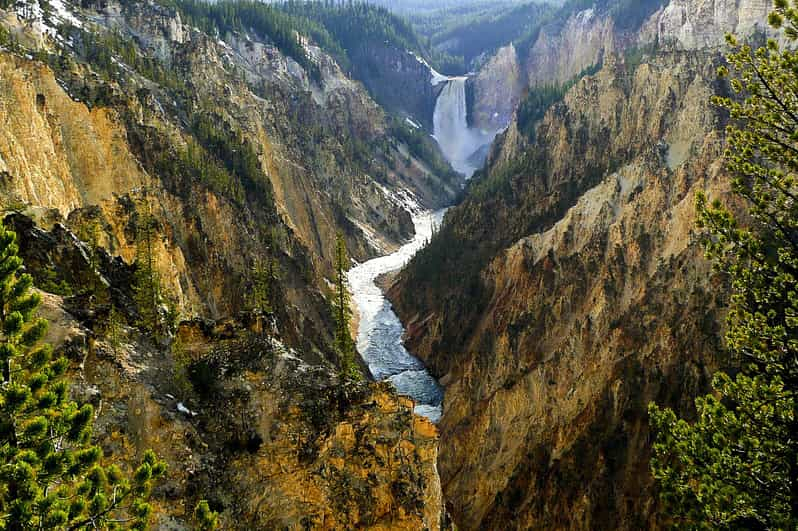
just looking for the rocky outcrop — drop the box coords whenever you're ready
[8,191,446,529]
[640,0,771,49]
[349,44,441,131]
[390,50,736,529]
[523,8,617,86]
[34,285,446,529]
[469,44,523,132]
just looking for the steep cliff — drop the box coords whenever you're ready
[0,0,461,319]
[349,44,441,131]
[0,0,456,525]
[469,44,523,132]
[523,6,619,87]
[517,0,771,91]
[640,0,771,49]
[389,43,742,530]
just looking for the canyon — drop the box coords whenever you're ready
[0,0,778,529]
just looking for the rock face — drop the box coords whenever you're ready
[524,8,617,86]
[0,0,456,526]
[390,46,741,529]
[642,0,771,49]
[515,0,771,92]
[350,44,441,131]
[0,53,145,216]
[469,44,523,132]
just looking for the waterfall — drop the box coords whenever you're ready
[432,76,496,178]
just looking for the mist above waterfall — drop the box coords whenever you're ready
[432,76,498,177]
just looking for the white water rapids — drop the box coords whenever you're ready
[347,209,446,423]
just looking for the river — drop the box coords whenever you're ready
[347,209,446,423]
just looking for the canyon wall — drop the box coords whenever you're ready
[393,47,732,531]
[350,44,442,131]
[469,44,523,132]
[0,0,456,526]
[390,0,775,527]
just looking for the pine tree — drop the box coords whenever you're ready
[0,222,166,529]
[331,233,360,381]
[250,257,278,315]
[133,199,163,339]
[193,499,219,531]
[106,305,125,357]
[649,4,798,527]
[78,216,104,300]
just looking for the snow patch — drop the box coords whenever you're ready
[405,117,421,129]
[16,0,82,40]
[177,402,197,417]
[411,52,450,86]
[49,0,81,28]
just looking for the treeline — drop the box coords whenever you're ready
[425,1,553,67]
[279,1,425,58]
[70,27,187,92]
[276,1,461,73]
[550,0,664,32]
[161,0,453,81]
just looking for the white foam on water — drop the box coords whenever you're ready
[347,208,446,423]
[432,76,499,178]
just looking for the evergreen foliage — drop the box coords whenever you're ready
[190,113,275,208]
[649,3,798,527]
[105,305,125,357]
[516,84,569,140]
[331,233,359,381]
[0,222,166,529]
[132,198,165,339]
[516,63,602,141]
[278,1,431,65]
[166,0,453,79]
[70,28,186,93]
[250,257,278,315]
[0,24,11,46]
[424,1,552,67]
[193,499,219,531]
[77,216,105,300]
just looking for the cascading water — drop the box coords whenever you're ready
[348,208,446,423]
[432,75,497,178]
